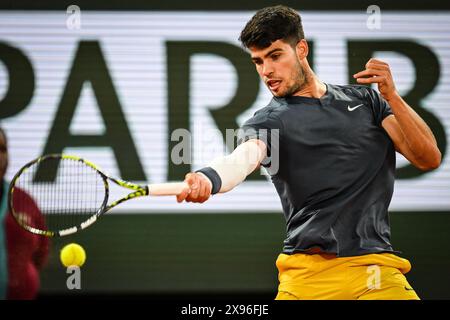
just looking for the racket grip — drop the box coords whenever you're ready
[147,182,189,196]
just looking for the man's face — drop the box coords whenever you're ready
[0,131,8,181]
[250,39,307,97]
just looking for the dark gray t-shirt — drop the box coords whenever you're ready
[238,83,399,257]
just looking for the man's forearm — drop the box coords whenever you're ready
[200,139,266,193]
[387,93,440,163]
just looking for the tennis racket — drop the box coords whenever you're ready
[8,154,188,237]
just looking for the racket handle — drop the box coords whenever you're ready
[147,182,189,196]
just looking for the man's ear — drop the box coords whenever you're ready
[296,39,308,60]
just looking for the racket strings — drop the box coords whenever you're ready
[11,157,106,233]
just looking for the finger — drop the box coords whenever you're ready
[177,173,195,202]
[356,76,386,84]
[188,175,201,199]
[185,173,196,186]
[365,63,389,71]
[353,69,383,78]
[186,174,200,196]
[176,188,190,203]
[366,58,388,67]
[198,180,210,203]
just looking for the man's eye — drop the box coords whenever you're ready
[272,54,280,60]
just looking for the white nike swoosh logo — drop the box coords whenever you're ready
[347,104,364,111]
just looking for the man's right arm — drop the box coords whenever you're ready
[176,138,267,203]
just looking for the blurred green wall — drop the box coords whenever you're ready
[39,212,450,299]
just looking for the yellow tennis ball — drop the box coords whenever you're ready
[60,243,86,267]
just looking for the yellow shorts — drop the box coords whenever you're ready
[275,252,420,300]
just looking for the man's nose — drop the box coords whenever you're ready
[262,62,274,77]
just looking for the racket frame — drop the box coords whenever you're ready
[8,154,150,237]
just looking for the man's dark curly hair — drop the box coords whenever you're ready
[239,5,305,49]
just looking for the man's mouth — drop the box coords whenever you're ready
[267,79,282,91]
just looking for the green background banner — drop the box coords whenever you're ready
[40,212,450,299]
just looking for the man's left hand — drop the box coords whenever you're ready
[353,58,399,102]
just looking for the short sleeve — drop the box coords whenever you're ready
[367,87,393,126]
[237,109,282,168]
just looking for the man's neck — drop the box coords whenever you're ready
[292,69,327,99]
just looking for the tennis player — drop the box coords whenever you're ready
[177,5,441,300]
